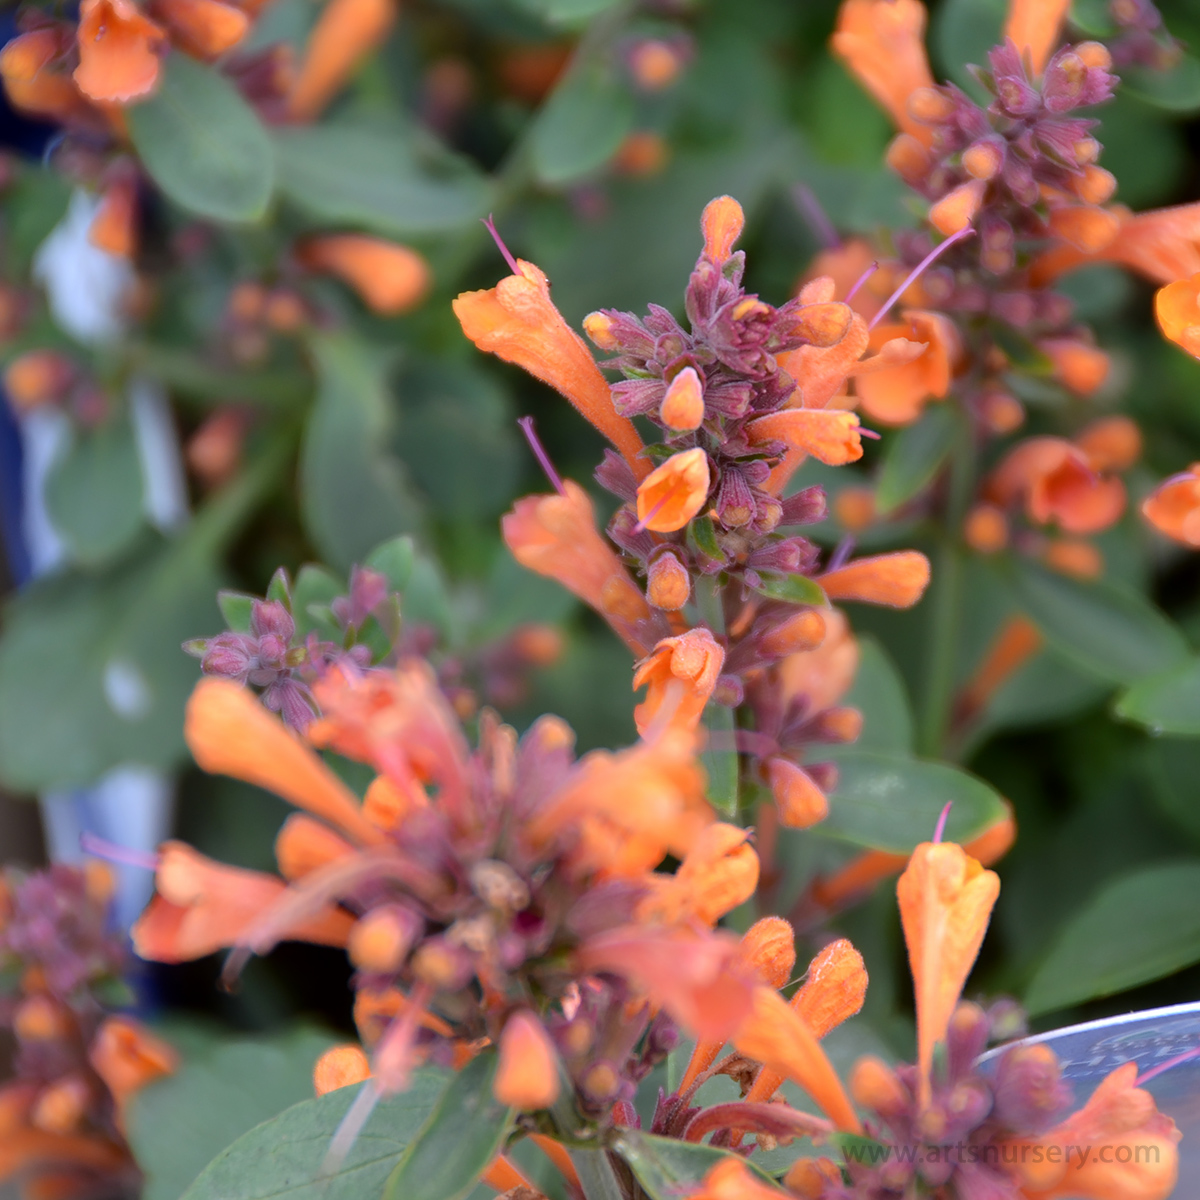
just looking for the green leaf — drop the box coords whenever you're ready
[512,0,622,27]
[822,750,1007,853]
[128,54,273,222]
[689,517,722,562]
[128,1026,339,1200]
[384,1052,512,1200]
[531,60,635,185]
[365,537,416,592]
[701,701,738,818]
[1115,657,1200,735]
[931,0,1007,97]
[217,591,256,632]
[874,405,956,516]
[292,566,344,641]
[1024,861,1200,1016]
[44,415,145,567]
[300,332,424,574]
[181,1069,450,1200]
[1005,559,1186,685]
[613,1131,778,1200]
[1124,54,1200,113]
[1070,0,1116,36]
[273,119,491,236]
[842,636,913,755]
[1146,739,1200,843]
[749,574,826,606]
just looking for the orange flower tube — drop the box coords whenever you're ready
[1004,0,1070,77]
[633,627,724,736]
[298,236,431,315]
[287,0,396,120]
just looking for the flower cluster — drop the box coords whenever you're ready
[1,864,175,1200]
[455,197,934,832]
[132,659,766,1123]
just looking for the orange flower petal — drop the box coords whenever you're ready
[297,235,430,315]
[897,841,999,1101]
[186,678,384,846]
[1077,415,1141,473]
[765,757,829,829]
[733,985,861,1133]
[793,938,868,1039]
[502,481,654,654]
[494,1011,560,1110]
[831,0,936,144]
[821,551,931,607]
[1047,203,1122,254]
[777,312,870,412]
[89,1016,176,1124]
[275,813,356,881]
[636,448,711,531]
[701,195,745,263]
[1143,465,1200,547]
[1040,337,1110,396]
[1156,272,1200,358]
[746,408,863,466]
[89,177,138,258]
[454,260,648,481]
[481,1156,535,1193]
[929,179,985,237]
[287,0,395,119]
[855,310,958,426]
[633,627,724,736]
[74,0,165,103]
[153,0,250,58]
[1004,0,1070,76]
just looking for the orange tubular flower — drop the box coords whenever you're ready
[639,823,759,927]
[820,550,931,607]
[733,985,861,1133]
[1144,464,1200,547]
[501,481,655,655]
[454,260,648,481]
[494,1010,560,1110]
[1006,1063,1180,1199]
[314,1045,371,1096]
[88,1017,176,1126]
[987,437,1125,535]
[765,756,829,829]
[184,678,385,846]
[1005,0,1070,77]
[1156,271,1200,357]
[89,177,138,258]
[577,926,756,1044]
[274,813,356,881]
[746,407,863,467]
[131,841,354,962]
[287,0,396,120]
[855,310,960,426]
[636,448,711,532]
[74,0,166,103]
[297,236,431,315]
[633,627,725,736]
[831,0,936,145]
[151,0,250,58]
[897,841,999,1102]
[958,616,1043,720]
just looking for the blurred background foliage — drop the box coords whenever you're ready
[6,0,1200,1188]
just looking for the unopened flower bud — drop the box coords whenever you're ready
[229,281,267,323]
[348,906,419,974]
[737,916,796,989]
[886,133,930,183]
[850,1055,909,1116]
[646,548,691,611]
[495,1010,560,1110]
[659,366,705,430]
[929,179,986,237]
[1043,538,1103,580]
[766,757,828,829]
[411,936,473,989]
[834,486,875,532]
[1075,166,1116,207]
[583,311,619,350]
[980,389,1024,434]
[993,1043,1071,1133]
[908,86,954,124]
[561,1018,595,1057]
[947,1001,990,1077]
[510,623,564,666]
[627,38,686,91]
[14,995,72,1042]
[32,1077,90,1134]
[962,139,1003,180]
[760,608,826,658]
[715,466,755,529]
[712,674,743,706]
[784,1158,843,1198]
[964,504,1008,554]
[1041,338,1110,396]
[811,706,863,742]
[581,1060,621,1102]
[264,290,307,333]
[1077,414,1141,472]
[1076,41,1112,70]
[314,1044,371,1096]
[614,131,669,177]
[4,350,73,413]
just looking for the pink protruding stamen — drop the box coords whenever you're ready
[482,214,521,275]
[868,225,976,331]
[860,427,881,440]
[80,832,160,873]
[634,493,669,533]
[933,802,953,844]
[826,536,856,574]
[518,416,566,496]
[845,262,879,304]
[793,184,840,250]
[1136,1044,1200,1087]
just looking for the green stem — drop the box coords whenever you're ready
[569,1147,627,1200]
[916,410,976,759]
